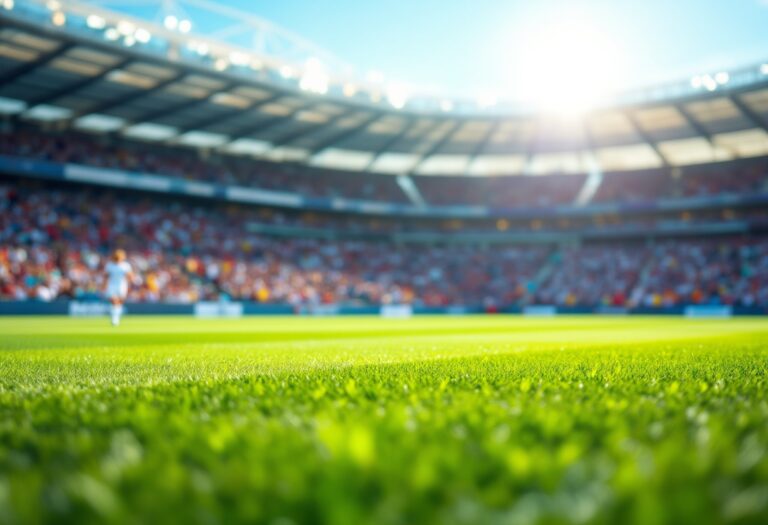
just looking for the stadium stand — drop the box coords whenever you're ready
[2,126,768,209]
[413,173,586,208]
[0,127,410,203]
[3,179,768,308]
[1,4,768,315]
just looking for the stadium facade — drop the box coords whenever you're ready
[1,0,768,316]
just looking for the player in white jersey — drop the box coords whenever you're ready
[105,249,134,326]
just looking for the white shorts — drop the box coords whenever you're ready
[106,282,128,300]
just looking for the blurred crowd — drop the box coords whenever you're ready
[2,127,766,209]
[0,129,409,203]
[2,182,768,308]
[412,174,586,208]
[0,184,545,306]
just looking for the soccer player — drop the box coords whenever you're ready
[105,249,133,326]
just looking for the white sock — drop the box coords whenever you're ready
[110,304,121,325]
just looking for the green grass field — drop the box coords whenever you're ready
[1,316,767,525]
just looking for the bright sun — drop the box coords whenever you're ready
[509,11,627,115]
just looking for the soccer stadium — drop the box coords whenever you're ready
[1,0,768,523]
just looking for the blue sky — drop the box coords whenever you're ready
[120,0,768,99]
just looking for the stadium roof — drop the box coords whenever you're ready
[2,1,768,176]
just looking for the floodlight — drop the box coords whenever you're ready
[163,15,178,30]
[188,41,209,56]
[229,52,249,66]
[86,15,105,29]
[702,75,717,91]
[116,20,135,36]
[299,58,329,94]
[51,11,65,26]
[178,19,192,33]
[104,28,119,41]
[715,72,729,85]
[385,82,409,109]
[135,28,151,44]
[279,65,295,79]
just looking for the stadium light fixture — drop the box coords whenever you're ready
[440,100,454,112]
[214,58,228,71]
[135,28,152,44]
[188,41,209,56]
[761,64,768,75]
[2,0,13,10]
[715,72,729,85]
[385,82,409,109]
[124,35,136,47]
[104,28,119,41]
[117,21,135,36]
[690,76,702,89]
[179,20,192,33]
[702,75,717,91]
[163,15,178,30]
[343,83,357,97]
[279,65,296,79]
[299,58,329,95]
[86,15,105,29]
[229,52,250,67]
[51,11,65,27]
[46,0,60,10]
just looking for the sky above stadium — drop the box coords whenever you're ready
[119,0,768,103]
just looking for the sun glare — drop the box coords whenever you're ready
[509,11,627,115]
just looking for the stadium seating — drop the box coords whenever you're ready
[413,173,586,208]
[3,126,767,208]
[0,128,410,204]
[2,181,767,308]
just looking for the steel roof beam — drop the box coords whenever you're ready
[624,111,670,167]
[24,57,134,108]
[463,119,502,175]
[361,118,419,170]
[408,120,462,175]
[675,104,713,142]
[303,112,384,155]
[224,100,319,142]
[268,108,371,151]
[0,42,74,88]
[74,70,188,118]
[729,94,768,133]
[172,93,283,134]
[129,80,242,125]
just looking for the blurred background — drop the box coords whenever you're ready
[1,0,768,315]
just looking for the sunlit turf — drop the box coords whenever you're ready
[1,315,767,525]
